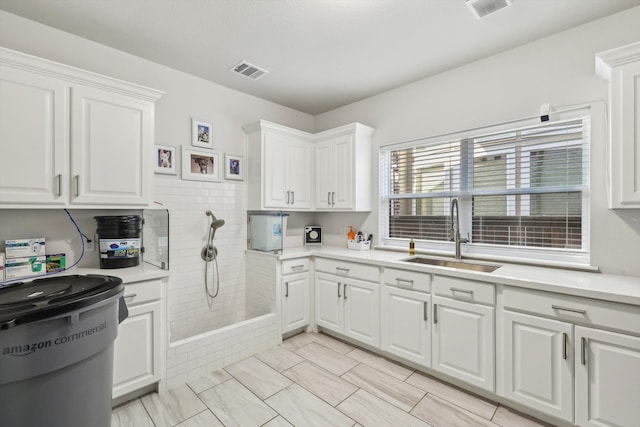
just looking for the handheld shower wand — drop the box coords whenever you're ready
[202,210,226,300]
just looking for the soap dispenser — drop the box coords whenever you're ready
[347,226,355,241]
[409,238,415,255]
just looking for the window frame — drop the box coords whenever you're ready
[379,108,591,267]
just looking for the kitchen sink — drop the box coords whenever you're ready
[402,256,501,273]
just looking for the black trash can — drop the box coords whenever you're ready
[0,275,127,427]
[95,215,143,269]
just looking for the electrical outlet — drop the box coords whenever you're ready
[84,238,95,252]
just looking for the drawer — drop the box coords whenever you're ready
[382,267,431,293]
[282,258,311,275]
[503,286,640,335]
[314,257,379,282]
[433,276,495,306]
[122,279,162,306]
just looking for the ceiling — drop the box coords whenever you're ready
[1,0,639,115]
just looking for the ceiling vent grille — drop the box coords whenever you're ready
[467,0,513,19]
[230,61,269,80]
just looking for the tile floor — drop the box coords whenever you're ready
[111,332,551,427]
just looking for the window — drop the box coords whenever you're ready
[381,114,590,264]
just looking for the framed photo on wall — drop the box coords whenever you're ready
[181,146,220,182]
[191,118,213,149]
[154,145,177,175]
[225,154,244,181]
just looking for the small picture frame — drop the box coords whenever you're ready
[191,118,213,149]
[154,145,177,175]
[181,146,220,182]
[225,154,244,181]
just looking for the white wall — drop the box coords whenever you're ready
[0,10,314,341]
[315,6,640,276]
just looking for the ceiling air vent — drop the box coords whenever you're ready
[466,0,513,19]
[230,61,269,80]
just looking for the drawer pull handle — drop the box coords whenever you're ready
[74,175,80,197]
[563,332,568,360]
[552,305,586,315]
[291,191,295,204]
[286,191,290,204]
[124,293,137,301]
[433,303,438,324]
[56,174,62,197]
[449,287,473,295]
[337,282,341,298]
[344,283,348,300]
[581,337,587,365]
[291,264,305,270]
[396,278,414,286]
[285,282,289,298]
[423,301,428,321]
[332,192,336,206]
[336,267,350,274]
[328,192,331,206]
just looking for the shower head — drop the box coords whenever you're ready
[211,218,226,229]
[205,210,226,242]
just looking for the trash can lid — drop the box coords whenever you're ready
[0,275,123,330]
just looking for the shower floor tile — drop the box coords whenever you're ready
[113,332,553,427]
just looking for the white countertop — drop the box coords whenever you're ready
[48,263,170,284]
[268,245,640,306]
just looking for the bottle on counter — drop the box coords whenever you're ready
[409,238,415,255]
[347,226,355,241]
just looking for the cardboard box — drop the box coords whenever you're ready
[5,238,46,259]
[46,253,66,273]
[4,255,46,280]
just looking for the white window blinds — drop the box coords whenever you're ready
[381,117,589,251]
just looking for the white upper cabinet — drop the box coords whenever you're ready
[596,42,640,209]
[0,48,163,208]
[245,120,314,211]
[314,123,374,211]
[244,120,374,211]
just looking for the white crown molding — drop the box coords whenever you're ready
[595,41,640,81]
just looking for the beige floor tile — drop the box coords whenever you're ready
[266,384,355,427]
[263,416,295,427]
[342,363,426,412]
[411,394,498,427]
[187,369,232,394]
[346,347,414,380]
[295,341,359,376]
[140,384,207,427]
[337,389,431,427]
[492,406,552,427]
[256,344,305,372]
[225,356,292,399]
[280,332,314,352]
[111,399,155,427]
[406,371,497,420]
[199,378,277,427]
[282,360,358,406]
[306,332,356,354]
[175,410,224,427]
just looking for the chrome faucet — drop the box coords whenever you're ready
[450,198,468,259]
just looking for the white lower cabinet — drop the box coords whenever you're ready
[381,285,431,366]
[432,295,495,391]
[315,271,380,347]
[113,280,163,400]
[281,271,310,333]
[575,326,640,427]
[503,310,574,422]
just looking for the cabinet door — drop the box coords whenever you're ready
[433,296,495,391]
[288,139,313,209]
[315,272,343,333]
[331,134,353,209]
[381,285,431,366]
[343,278,380,347]
[113,300,161,399]
[263,132,290,208]
[315,140,333,208]
[0,66,67,204]
[611,60,640,208]
[282,272,310,333]
[575,326,640,427]
[503,310,573,422]
[71,85,152,205]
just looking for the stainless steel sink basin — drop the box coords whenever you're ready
[402,257,501,273]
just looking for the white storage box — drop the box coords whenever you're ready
[4,256,46,280]
[347,240,371,251]
[5,238,46,259]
